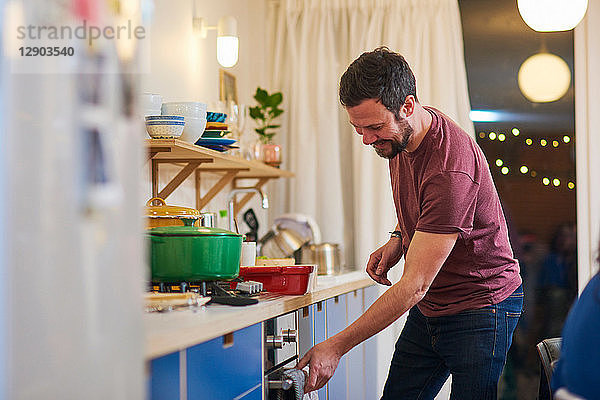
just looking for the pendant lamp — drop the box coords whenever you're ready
[517,0,588,32]
[518,52,571,103]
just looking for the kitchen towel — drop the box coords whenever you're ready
[281,368,318,400]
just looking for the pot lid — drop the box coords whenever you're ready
[145,197,200,219]
[148,225,242,237]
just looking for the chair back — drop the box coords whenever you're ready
[536,337,562,400]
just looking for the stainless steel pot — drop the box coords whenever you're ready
[299,243,342,275]
[259,228,309,258]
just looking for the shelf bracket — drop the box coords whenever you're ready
[151,159,213,200]
[195,169,241,211]
[147,147,171,162]
[233,178,269,215]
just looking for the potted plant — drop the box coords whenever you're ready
[249,87,284,167]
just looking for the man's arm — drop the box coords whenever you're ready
[297,230,458,392]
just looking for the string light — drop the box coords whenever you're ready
[498,133,506,141]
[479,132,486,139]
[496,159,504,167]
[542,177,550,185]
[552,140,559,147]
[553,178,561,187]
[540,139,547,147]
[526,138,533,145]
[568,182,575,189]
[531,170,537,177]
[501,167,509,175]
[489,132,497,140]
[520,165,529,174]
[563,135,571,143]
[512,128,520,136]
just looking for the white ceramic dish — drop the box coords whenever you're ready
[141,93,162,110]
[179,117,207,143]
[146,120,185,139]
[161,102,207,119]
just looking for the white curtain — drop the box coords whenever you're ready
[268,0,472,395]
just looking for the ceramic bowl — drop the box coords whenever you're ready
[146,120,185,139]
[141,93,163,110]
[161,102,207,119]
[179,117,207,144]
[146,115,184,122]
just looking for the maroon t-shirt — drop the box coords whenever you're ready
[389,107,521,317]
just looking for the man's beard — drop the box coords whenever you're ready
[373,120,413,159]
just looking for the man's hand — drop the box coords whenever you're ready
[296,338,343,392]
[366,238,403,286]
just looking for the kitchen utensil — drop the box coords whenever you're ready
[259,228,309,259]
[148,225,243,282]
[298,243,342,275]
[243,208,259,242]
[145,197,200,228]
[274,214,322,244]
[237,265,314,295]
[199,212,216,228]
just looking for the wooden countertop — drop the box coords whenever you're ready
[144,271,374,360]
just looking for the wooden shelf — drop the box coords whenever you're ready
[146,139,293,210]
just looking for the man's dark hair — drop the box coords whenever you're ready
[339,47,418,117]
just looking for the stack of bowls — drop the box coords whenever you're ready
[161,102,207,144]
[145,116,185,139]
[141,93,163,117]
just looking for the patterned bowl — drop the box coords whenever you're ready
[146,120,185,139]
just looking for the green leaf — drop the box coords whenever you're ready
[267,92,283,107]
[249,106,264,121]
[254,88,269,105]
[269,108,284,118]
[264,124,281,129]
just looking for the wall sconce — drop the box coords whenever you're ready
[193,16,239,68]
[517,0,588,32]
[518,52,571,103]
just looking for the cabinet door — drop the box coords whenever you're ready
[297,305,314,359]
[346,290,365,400]
[313,301,327,400]
[326,295,348,400]
[363,285,380,400]
[187,323,262,400]
[150,351,180,400]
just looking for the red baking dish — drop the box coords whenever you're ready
[237,265,315,295]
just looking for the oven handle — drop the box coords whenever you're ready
[268,378,294,391]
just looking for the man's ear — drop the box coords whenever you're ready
[402,95,416,117]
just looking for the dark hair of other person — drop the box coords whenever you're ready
[339,46,419,120]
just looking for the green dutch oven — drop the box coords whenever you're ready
[148,224,243,282]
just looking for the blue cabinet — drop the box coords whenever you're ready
[150,351,180,400]
[313,301,327,400]
[326,295,348,400]
[187,323,262,400]
[346,290,365,400]
[149,285,379,400]
[363,285,380,399]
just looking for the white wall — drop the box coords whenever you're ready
[140,0,272,234]
[575,0,600,289]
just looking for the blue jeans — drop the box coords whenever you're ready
[381,285,523,400]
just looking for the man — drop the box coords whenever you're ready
[296,47,523,399]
